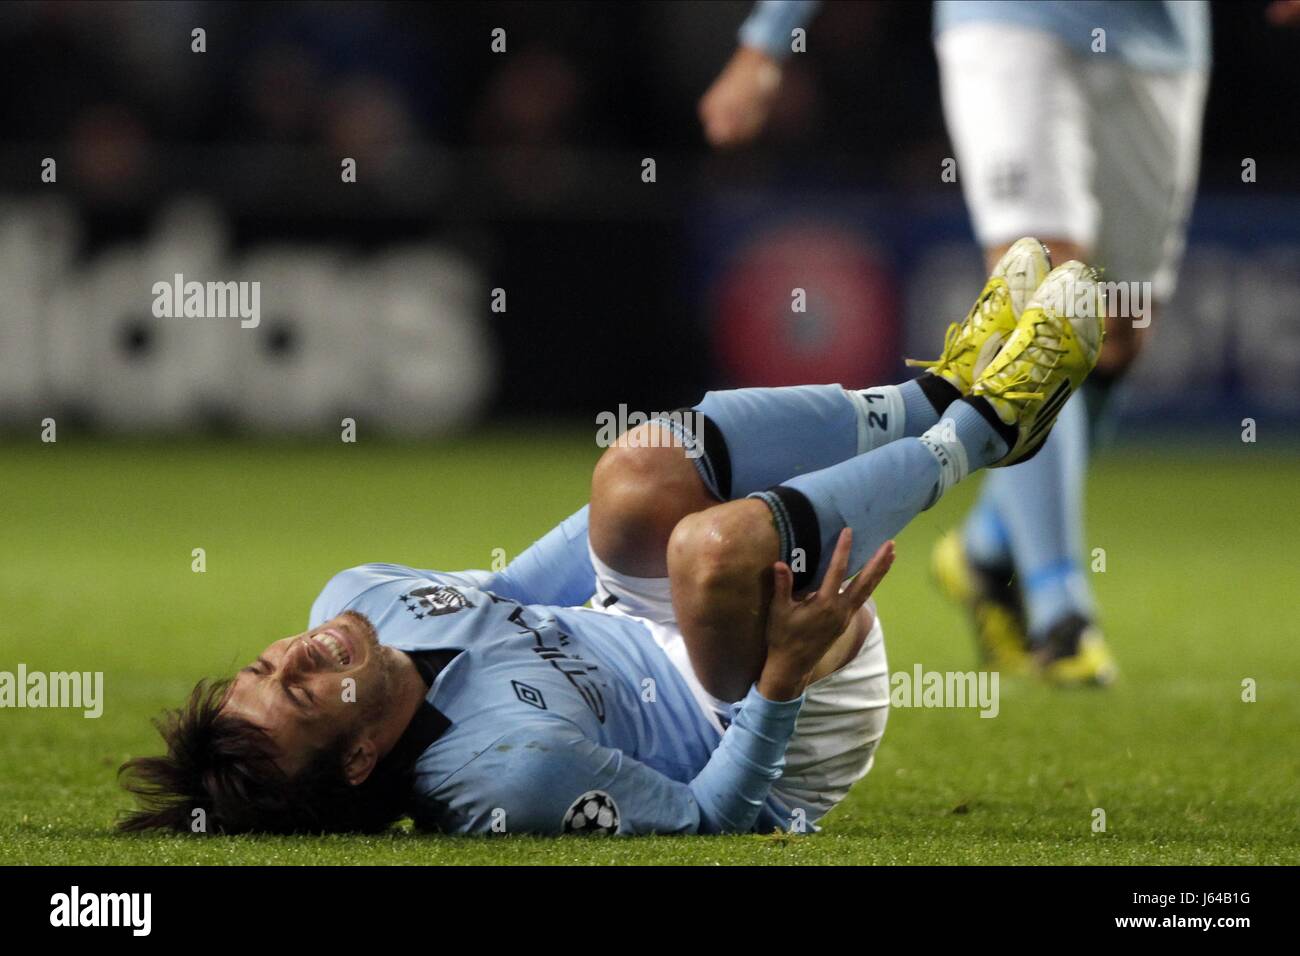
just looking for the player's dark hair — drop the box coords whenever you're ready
[117,678,412,835]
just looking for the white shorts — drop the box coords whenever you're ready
[588,546,891,823]
[936,22,1208,300]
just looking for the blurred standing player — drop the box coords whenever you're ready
[700,0,1238,684]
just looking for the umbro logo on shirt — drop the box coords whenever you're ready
[512,680,547,710]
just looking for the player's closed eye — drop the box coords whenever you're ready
[243,657,314,708]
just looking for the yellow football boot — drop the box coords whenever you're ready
[1034,614,1119,687]
[907,237,1052,393]
[971,260,1105,466]
[932,529,1033,676]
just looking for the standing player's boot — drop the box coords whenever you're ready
[1034,612,1118,687]
[907,237,1052,393]
[971,260,1106,466]
[932,529,1032,675]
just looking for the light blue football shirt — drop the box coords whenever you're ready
[309,563,803,835]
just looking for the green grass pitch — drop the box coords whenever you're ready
[2,433,1297,865]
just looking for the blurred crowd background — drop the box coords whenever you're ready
[1,0,1298,436]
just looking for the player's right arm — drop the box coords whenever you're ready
[478,505,596,607]
[451,689,804,835]
[698,0,821,148]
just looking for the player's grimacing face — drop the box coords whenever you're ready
[222,611,401,775]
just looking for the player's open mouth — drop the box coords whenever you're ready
[312,629,353,668]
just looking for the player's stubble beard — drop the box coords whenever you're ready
[337,610,398,731]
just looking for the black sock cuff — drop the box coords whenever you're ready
[749,485,822,592]
[916,372,962,415]
[655,408,732,501]
[962,395,1019,454]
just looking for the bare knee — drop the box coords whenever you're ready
[589,424,716,577]
[667,500,779,701]
[667,502,775,594]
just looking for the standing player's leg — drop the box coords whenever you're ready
[938,26,1206,684]
[940,375,1093,677]
[1022,57,1204,681]
[936,20,1117,681]
[1083,55,1206,423]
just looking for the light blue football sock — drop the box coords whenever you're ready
[981,394,1095,638]
[674,377,959,501]
[754,397,1007,589]
[962,483,1013,570]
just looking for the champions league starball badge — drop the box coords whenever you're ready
[562,791,620,835]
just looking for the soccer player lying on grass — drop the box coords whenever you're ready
[120,241,1101,836]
